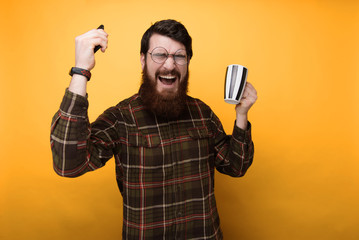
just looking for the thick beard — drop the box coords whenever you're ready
[140,65,189,119]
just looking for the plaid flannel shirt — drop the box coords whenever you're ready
[50,89,254,240]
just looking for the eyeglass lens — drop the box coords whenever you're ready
[150,47,187,65]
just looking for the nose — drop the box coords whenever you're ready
[162,54,176,70]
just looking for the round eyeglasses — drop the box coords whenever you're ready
[148,47,188,65]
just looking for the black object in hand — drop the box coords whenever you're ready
[94,25,104,53]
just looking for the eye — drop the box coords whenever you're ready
[153,53,167,58]
[174,54,186,59]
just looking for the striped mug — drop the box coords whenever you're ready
[224,64,248,104]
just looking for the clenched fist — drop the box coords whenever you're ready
[74,27,108,71]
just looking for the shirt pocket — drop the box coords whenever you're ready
[122,129,164,177]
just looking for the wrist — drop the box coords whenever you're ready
[236,112,248,120]
[75,63,91,71]
[69,67,91,81]
[236,113,248,130]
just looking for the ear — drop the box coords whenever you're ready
[140,53,145,71]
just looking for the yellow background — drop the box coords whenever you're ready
[1,0,358,239]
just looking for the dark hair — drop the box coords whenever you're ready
[140,19,193,60]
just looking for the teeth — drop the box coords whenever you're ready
[160,75,176,79]
[159,75,176,85]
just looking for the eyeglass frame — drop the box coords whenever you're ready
[147,47,189,65]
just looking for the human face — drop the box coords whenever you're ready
[140,34,189,97]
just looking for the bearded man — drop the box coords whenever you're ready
[50,19,257,239]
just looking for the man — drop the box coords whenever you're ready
[51,19,257,239]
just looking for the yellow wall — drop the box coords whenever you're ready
[1,0,359,239]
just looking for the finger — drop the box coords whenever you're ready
[243,82,257,98]
[244,92,257,104]
[246,88,257,99]
[93,31,109,52]
[245,82,254,89]
[241,89,257,105]
[79,29,108,44]
[82,30,108,48]
[91,31,109,43]
[91,37,108,52]
[99,32,109,52]
[239,94,256,106]
[97,29,108,37]
[241,86,251,99]
[94,30,109,44]
[244,82,255,93]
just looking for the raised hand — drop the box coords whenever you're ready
[235,82,257,130]
[74,27,108,71]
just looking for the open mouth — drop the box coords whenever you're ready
[158,75,177,85]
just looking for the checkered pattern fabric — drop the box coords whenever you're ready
[50,89,254,239]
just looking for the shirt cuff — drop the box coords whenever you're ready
[59,88,89,116]
[232,121,252,143]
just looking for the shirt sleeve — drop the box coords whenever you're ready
[50,89,118,177]
[211,112,254,177]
